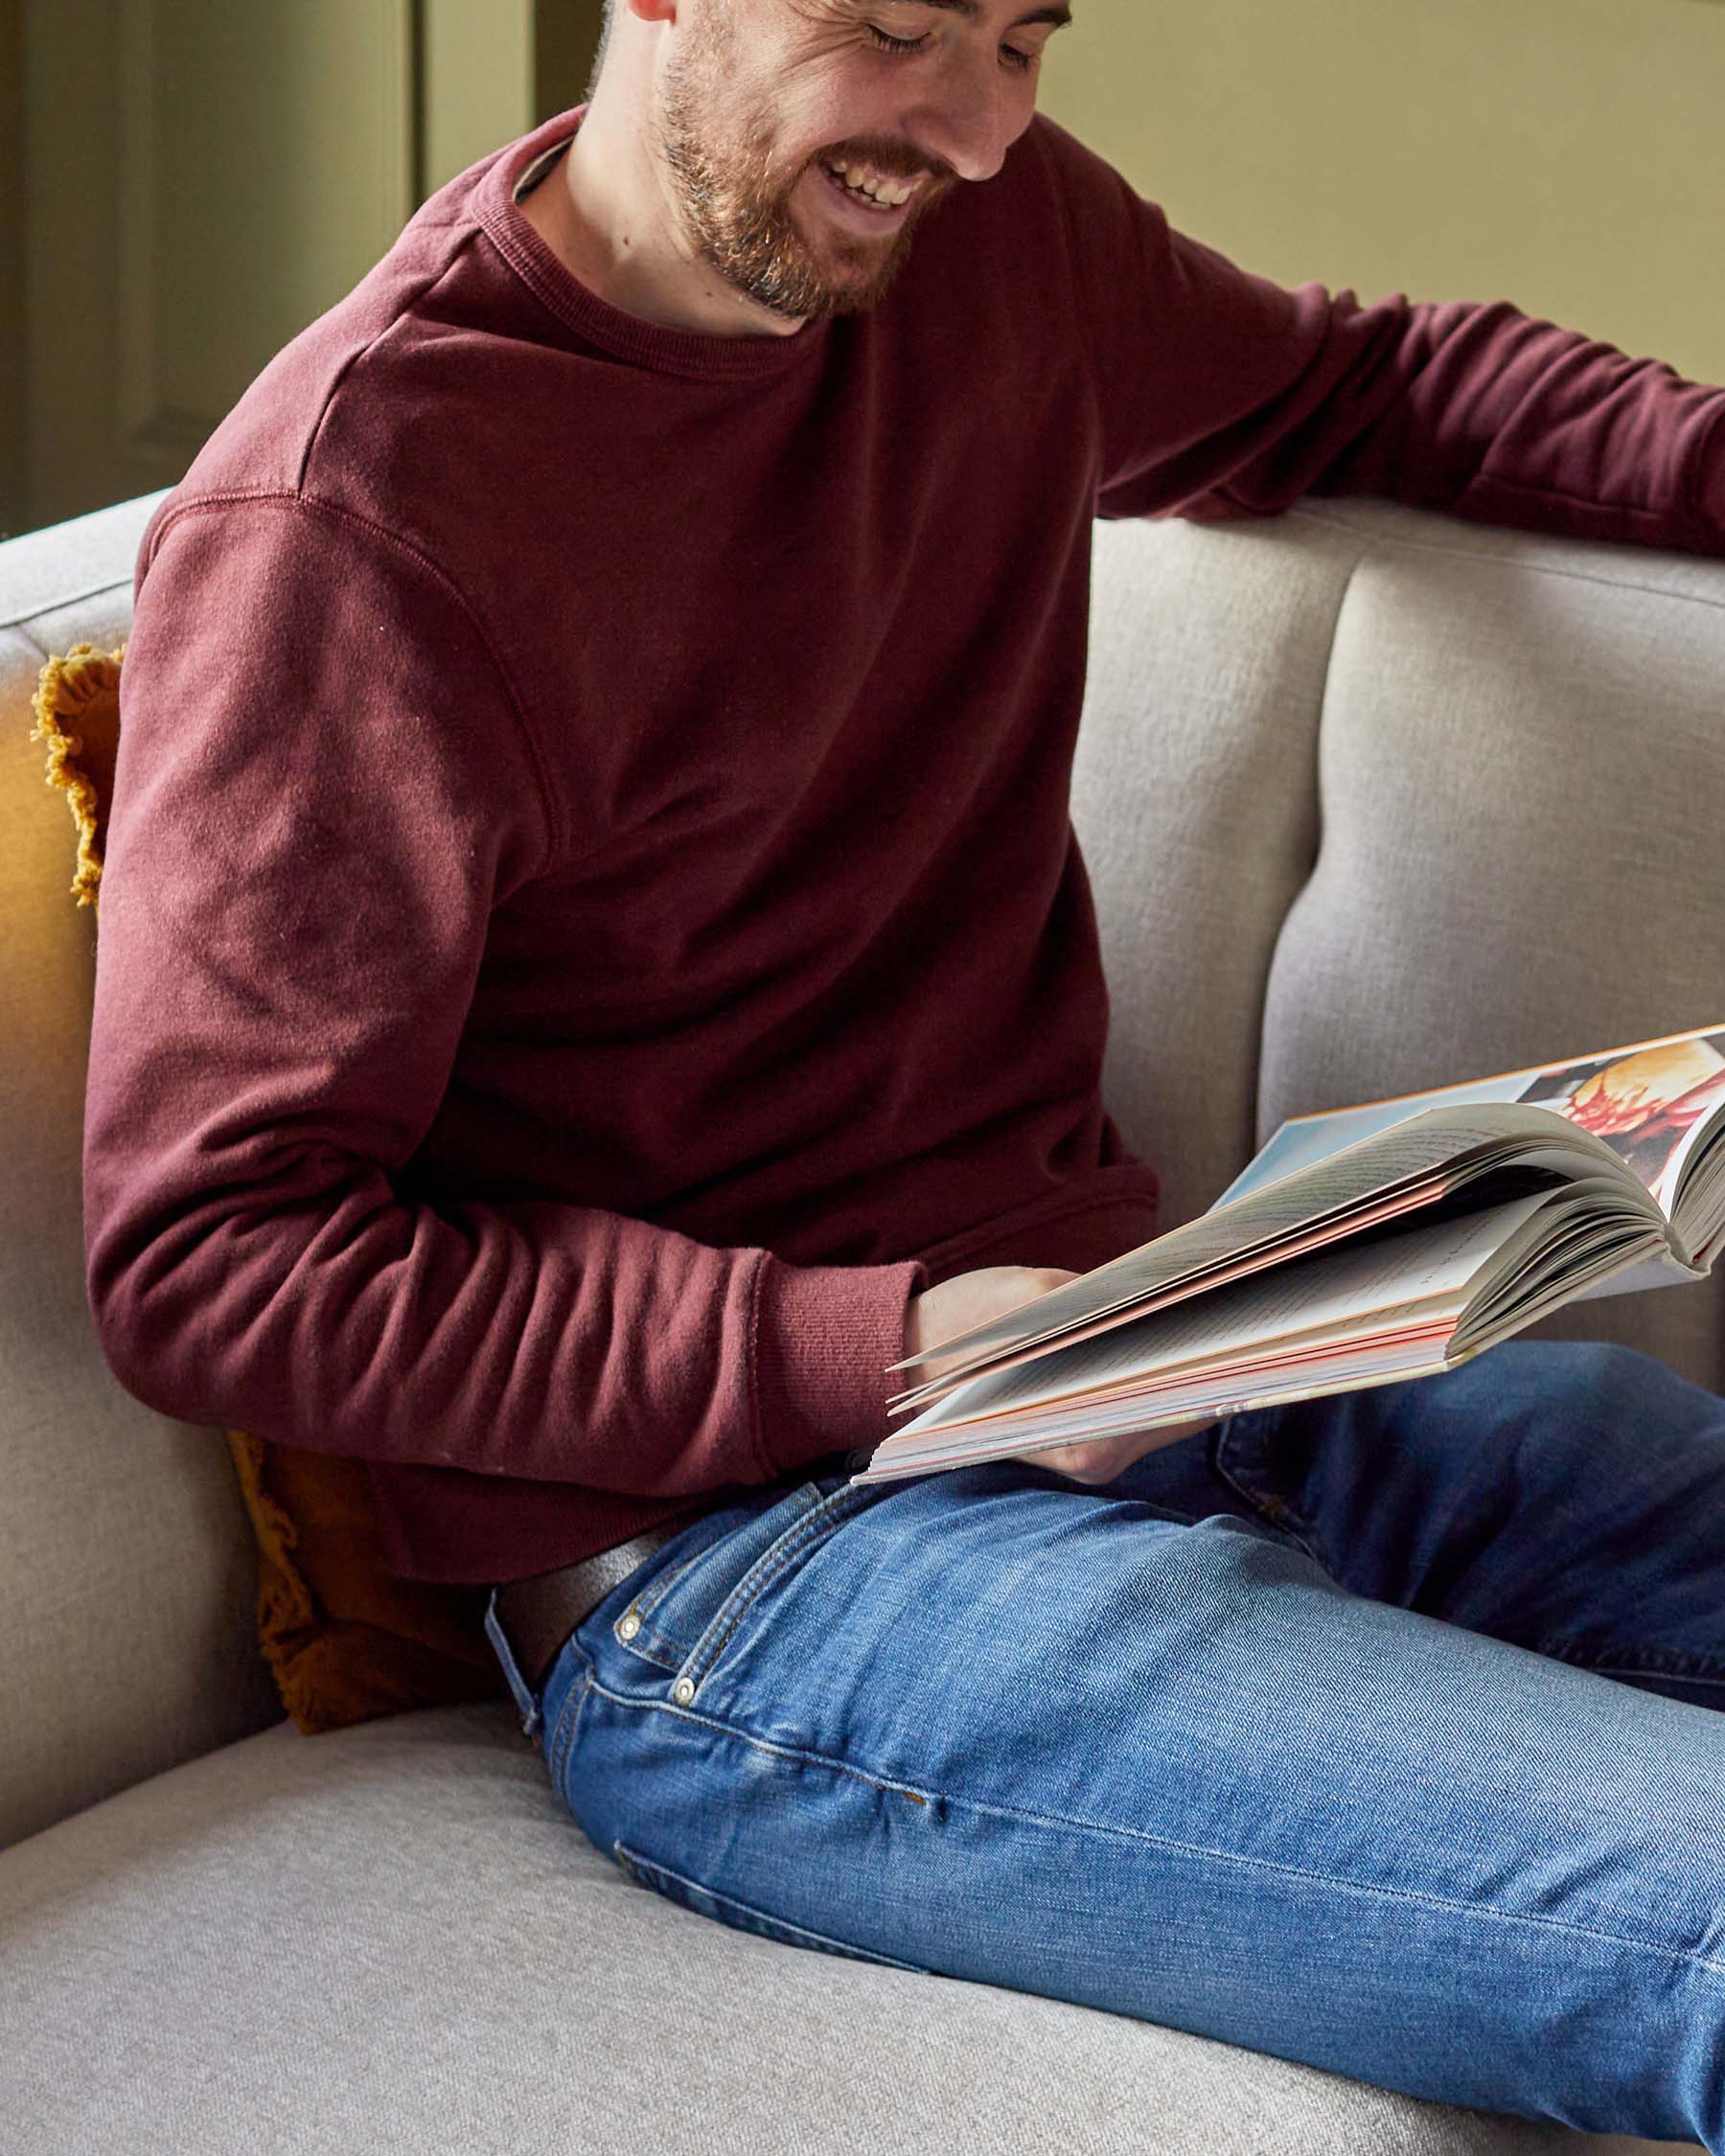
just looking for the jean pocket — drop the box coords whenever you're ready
[603,1479,840,1674]
[1210,1405,1328,1567]
[612,1842,926,1972]
[605,1548,714,1669]
[659,1478,885,1708]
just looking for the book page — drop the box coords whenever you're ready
[1455,1221,1667,1354]
[864,1339,1462,1479]
[871,1209,1659,1479]
[1219,1021,1725,1213]
[1661,1106,1725,1235]
[886,1105,1622,1392]
[894,1192,1550,1434]
[1564,1244,1711,1303]
[886,1168,1465,1413]
[1512,1029,1725,1216]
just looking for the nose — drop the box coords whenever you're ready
[905,47,1027,186]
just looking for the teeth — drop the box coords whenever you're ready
[822,158,914,208]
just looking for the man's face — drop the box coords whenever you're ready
[656,0,1069,320]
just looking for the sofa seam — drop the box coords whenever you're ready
[1,585,130,635]
[1247,538,1368,1143]
[1280,504,1725,611]
[6,620,52,660]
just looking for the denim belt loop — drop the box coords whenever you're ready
[484,1590,543,1739]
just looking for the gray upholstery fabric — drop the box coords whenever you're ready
[2,489,1712,2152]
[1254,501,1725,1398]
[1073,497,1725,1402]
[1072,506,1352,1235]
[1,1701,1620,2156]
[1,493,279,1852]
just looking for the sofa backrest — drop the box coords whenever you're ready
[1,493,283,1852]
[4,489,1722,1847]
[1073,493,1725,1400]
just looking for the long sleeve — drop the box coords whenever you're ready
[1037,119,1725,554]
[83,495,922,1501]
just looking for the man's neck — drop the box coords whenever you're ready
[516,106,804,341]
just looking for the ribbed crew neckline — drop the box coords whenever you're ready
[475,105,834,383]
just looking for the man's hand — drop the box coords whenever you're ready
[1018,1418,1219,1486]
[905,1263,1082,1380]
[904,1265,1216,1485]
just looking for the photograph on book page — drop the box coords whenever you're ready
[1217,1021,1725,1213]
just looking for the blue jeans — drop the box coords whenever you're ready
[486,1341,1725,2147]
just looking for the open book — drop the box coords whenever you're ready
[854,1021,1725,1484]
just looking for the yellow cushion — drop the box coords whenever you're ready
[32,644,505,1734]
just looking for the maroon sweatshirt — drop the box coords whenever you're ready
[84,106,1725,1584]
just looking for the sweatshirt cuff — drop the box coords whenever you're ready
[750,1252,930,1479]
[1694,401,1725,545]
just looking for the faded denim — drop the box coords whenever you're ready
[489,1341,1725,2147]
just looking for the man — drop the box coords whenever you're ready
[84,0,1725,2142]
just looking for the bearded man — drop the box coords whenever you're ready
[85,0,1725,2143]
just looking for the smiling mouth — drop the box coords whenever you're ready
[816,158,924,218]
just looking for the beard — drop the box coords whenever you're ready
[656,16,949,320]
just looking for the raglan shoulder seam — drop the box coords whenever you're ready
[295,225,485,495]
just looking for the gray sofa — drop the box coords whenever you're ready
[5,486,1713,2153]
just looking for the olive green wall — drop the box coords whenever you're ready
[418,0,599,199]
[1037,0,1725,385]
[421,0,536,197]
[0,0,23,537]
[4,0,601,539]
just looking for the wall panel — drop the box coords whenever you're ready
[1039,0,1725,385]
[22,0,415,531]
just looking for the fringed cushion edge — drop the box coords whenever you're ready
[30,642,124,911]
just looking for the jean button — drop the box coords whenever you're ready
[673,1677,696,1705]
[617,1611,642,1640]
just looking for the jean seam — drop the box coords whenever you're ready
[1585,1667,1725,1690]
[677,1482,878,1698]
[584,1674,1725,1982]
[614,1617,687,1669]
[548,1662,595,1790]
[613,1486,831,1667]
[611,1840,928,1973]
[1536,1635,1725,1686]
[626,1549,704,1629]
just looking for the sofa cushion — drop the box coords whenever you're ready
[0,1700,1598,2155]
[2,493,287,1849]
[1255,498,1725,1400]
[26,637,505,1739]
[1074,495,1725,1408]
